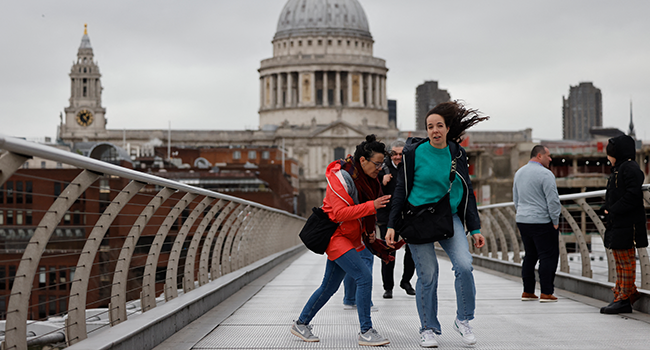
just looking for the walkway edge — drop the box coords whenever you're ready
[66,244,306,350]
[438,248,650,314]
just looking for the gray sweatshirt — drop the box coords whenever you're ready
[512,161,561,225]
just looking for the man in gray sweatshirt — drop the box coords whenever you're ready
[513,145,562,302]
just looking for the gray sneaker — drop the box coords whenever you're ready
[358,328,390,346]
[291,320,319,342]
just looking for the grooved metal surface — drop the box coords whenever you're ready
[193,250,650,350]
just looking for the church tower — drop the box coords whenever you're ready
[60,24,107,141]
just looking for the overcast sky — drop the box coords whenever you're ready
[1,0,649,142]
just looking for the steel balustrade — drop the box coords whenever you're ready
[0,135,305,350]
[475,185,650,289]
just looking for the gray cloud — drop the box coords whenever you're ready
[1,0,648,141]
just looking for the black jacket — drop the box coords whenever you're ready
[387,137,481,233]
[377,157,398,223]
[602,135,648,249]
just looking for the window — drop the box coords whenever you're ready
[318,39,322,45]
[26,182,32,204]
[6,211,13,225]
[56,162,62,169]
[41,161,46,169]
[59,268,67,290]
[0,266,5,290]
[0,210,3,225]
[49,267,56,290]
[291,41,294,47]
[54,183,61,196]
[307,40,312,46]
[0,184,3,203]
[16,211,23,225]
[39,267,46,288]
[338,40,342,46]
[298,40,302,46]
[16,182,22,204]
[328,39,332,45]
[262,151,270,160]
[26,211,32,225]
[233,150,241,160]
[6,182,12,204]
[334,147,346,161]
[64,213,71,225]
[248,151,257,159]
[355,41,358,47]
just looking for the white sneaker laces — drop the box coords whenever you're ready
[457,319,473,335]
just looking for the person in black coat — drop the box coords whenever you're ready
[600,134,648,314]
[376,140,416,299]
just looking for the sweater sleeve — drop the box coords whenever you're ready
[543,172,562,225]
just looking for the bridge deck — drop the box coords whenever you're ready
[156,249,650,350]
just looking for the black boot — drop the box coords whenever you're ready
[400,281,416,295]
[383,290,393,299]
[600,299,632,314]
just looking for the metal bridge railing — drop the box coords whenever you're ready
[474,184,650,290]
[0,135,305,350]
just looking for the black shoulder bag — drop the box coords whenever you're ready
[397,158,457,244]
[298,207,339,254]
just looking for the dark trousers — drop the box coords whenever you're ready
[517,222,559,295]
[378,223,416,291]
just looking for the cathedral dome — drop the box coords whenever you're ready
[274,0,371,40]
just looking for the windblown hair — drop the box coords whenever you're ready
[426,101,489,143]
[530,145,547,159]
[354,134,387,162]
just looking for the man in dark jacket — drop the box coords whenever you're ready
[600,134,648,314]
[376,140,415,298]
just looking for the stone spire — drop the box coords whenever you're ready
[628,100,636,138]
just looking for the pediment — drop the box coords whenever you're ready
[311,121,365,138]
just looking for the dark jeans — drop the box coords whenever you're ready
[517,222,559,295]
[378,223,415,291]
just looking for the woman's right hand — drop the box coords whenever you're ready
[385,228,396,248]
[373,195,391,210]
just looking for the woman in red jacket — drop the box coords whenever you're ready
[291,135,392,347]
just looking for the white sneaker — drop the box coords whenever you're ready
[420,329,438,348]
[371,305,379,312]
[343,304,356,310]
[453,318,476,345]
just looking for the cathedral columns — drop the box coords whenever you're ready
[335,71,341,106]
[323,71,329,106]
[310,71,316,106]
[287,73,293,106]
[276,73,282,108]
[259,77,264,109]
[374,74,379,109]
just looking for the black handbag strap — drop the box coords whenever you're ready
[447,158,457,193]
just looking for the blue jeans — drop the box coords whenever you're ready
[298,248,373,332]
[409,214,476,334]
[343,247,374,306]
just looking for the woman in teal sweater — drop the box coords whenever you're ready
[386,101,487,348]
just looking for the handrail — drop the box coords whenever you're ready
[474,183,650,291]
[0,134,306,350]
[0,135,301,220]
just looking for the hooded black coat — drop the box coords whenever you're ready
[602,135,648,249]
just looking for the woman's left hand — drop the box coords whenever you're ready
[472,233,485,248]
